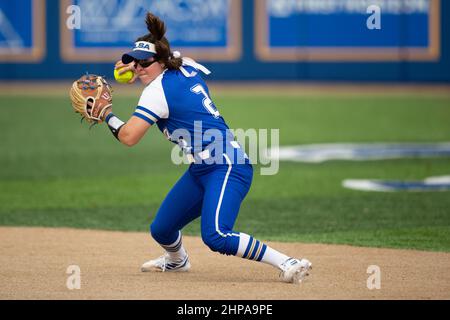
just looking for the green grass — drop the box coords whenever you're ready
[1,92,450,252]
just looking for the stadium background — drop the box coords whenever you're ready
[1,0,449,82]
[0,0,449,299]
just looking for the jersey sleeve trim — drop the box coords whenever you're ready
[136,106,161,121]
[133,107,157,125]
[133,112,155,125]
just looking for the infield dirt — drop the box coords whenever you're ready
[0,227,449,300]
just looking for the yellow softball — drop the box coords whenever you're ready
[114,68,134,84]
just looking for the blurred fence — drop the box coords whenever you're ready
[0,0,449,82]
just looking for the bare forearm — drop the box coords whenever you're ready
[118,124,140,146]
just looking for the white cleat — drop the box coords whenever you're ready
[279,258,312,284]
[141,253,191,272]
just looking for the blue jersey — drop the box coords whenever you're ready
[132,64,233,156]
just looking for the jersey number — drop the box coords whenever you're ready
[190,84,220,119]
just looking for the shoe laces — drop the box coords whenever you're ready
[159,253,187,272]
[279,258,299,278]
[158,253,170,272]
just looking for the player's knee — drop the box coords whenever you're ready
[150,221,170,243]
[201,231,226,254]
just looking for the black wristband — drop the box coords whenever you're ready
[105,113,125,140]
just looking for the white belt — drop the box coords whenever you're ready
[187,141,241,164]
[186,149,210,163]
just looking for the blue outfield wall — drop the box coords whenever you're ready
[0,0,449,82]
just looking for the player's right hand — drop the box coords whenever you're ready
[114,60,138,84]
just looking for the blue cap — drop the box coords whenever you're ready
[122,41,157,64]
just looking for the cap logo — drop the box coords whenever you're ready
[133,41,156,53]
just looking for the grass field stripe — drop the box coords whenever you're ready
[215,154,239,238]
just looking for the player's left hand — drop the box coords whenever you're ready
[69,74,113,125]
[115,60,138,84]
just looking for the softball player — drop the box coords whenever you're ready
[105,12,311,283]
